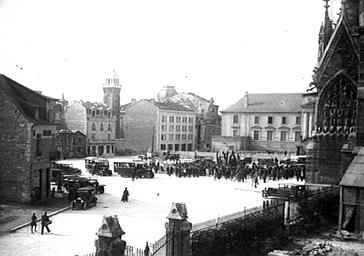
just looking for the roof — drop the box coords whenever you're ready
[150,100,194,112]
[340,147,364,188]
[81,101,111,111]
[0,74,58,125]
[222,93,303,113]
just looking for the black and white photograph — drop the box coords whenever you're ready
[0,0,364,255]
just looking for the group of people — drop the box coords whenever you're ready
[30,211,52,235]
[143,153,305,188]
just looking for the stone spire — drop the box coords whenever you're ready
[318,0,334,62]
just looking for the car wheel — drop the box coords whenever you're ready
[99,187,104,194]
[262,191,268,198]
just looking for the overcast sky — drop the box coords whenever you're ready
[0,0,341,109]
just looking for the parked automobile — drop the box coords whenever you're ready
[262,183,307,200]
[63,175,105,194]
[84,157,112,176]
[51,161,82,176]
[71,186,98,210]
[114,160,154,178]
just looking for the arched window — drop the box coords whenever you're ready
[233,114,239,124]
[108,124,112,131]
[100,123,104,131]
[108,112,111,118]
[92,123,96,131]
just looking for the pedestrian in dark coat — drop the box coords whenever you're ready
[41,211,51,235]
[144,242,150,256]
[30,213,37,233]
[121,187,129,202]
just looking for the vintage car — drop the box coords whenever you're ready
[114,160,154,179]
[85,157,112,176]
[63,175,105,194]
[51,161,82,176]
[71,186,98,210]
[262,183,307,200]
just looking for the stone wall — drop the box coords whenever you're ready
[0,90,32,202]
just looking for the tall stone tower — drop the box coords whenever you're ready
[103,70,122,138]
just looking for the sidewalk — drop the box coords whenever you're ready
[0,198,70,234]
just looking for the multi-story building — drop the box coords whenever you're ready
[212,92,303,153]
[122,99,196,154]
[0,74,60,203]
[56,129,86,159]
[157,85,221,151]
[65,101,116,156]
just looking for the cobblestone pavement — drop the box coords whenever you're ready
[0,158,302,256]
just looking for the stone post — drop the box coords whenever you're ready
[165,203,192,256]
[95,215,126,256]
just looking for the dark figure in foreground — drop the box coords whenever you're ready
[144,242,150,256]
[41,211,51,235]
[30,213,37,233]
[121,187,129,202]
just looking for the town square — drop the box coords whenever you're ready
[1,0,364,256]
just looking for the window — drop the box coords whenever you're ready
[280,131,287,141]
[107,134,111,140]
[161,125,167,132]
[161,116,167,123]
[43,130,52,137]
[169,125,174,132]
[188,125,193,132]
[169,134,174,140]
[174,144,180,151]
[295,131,301,142]
[106,145,110,153]
[176,117,181,123]
[176,125,181,132]
[100,123,104,131]
[175,134,181,140]
[92,123,96,131]
[108,124,112,131]
[268,116,273,124]
[182,134,187,140]
[296,116,301,125]
[282,116,287,125]
[253,130,259,140]
[254,116,259,124]
[233,129,239,136]
[181,144,186,151]
[169,116,174,123]
[104,111,107,116]
[188,117,194,123]
[168,144,173,150]
[91,133,96,140]
[187,134,193,140]
[108,112,111,118]
[92,111,95,117]
[267,131,273,141]
[96,110,100,115]
[182,117,187,123]
[161,134,167,141]
[187,143,193,151]
[182,125,187,132]
[233,114,239,124]
[160,144,166,150]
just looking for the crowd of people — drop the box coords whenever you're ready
[145,151,306,187]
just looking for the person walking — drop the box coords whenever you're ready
[144,242,150,256]
[41,211,51,235]
[30,213,37,233]
[121,187,129,202]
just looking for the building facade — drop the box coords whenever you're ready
[56,129,86,159]
[157,85,221,151]
[212,92,303,153]
[0,75,59,203]
[65,101,116,157]
[123,99,196,154]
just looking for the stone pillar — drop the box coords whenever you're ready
[302,112,308,140]
[165,203,192,256]
[308,112,314,138]
[95,215,126,256]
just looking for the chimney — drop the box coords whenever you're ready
[131,98,136,103]
[243,91,249,107]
